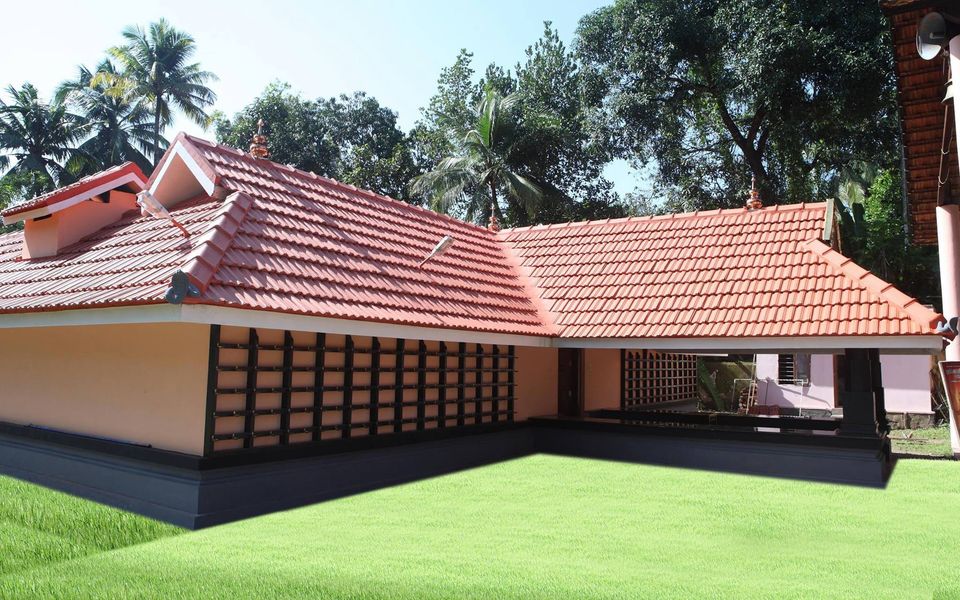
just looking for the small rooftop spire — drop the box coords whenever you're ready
[249,119,270,159]
[745,175,763,210]
[488,202,500,232]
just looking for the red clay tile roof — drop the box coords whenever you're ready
[499,204,941,338]
[0,134,942,340]
[0,135,550,336]
[1,162,146,222]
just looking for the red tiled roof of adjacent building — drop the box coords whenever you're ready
[1,162,146,222]
[498,204,941,338]
[0,133,942,341]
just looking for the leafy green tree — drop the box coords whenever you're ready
[0,83,86,197]
[215,83,338,176]
[317,92,419,200]
[576,0,898,210]
[0,170,50,232]
[838,168,938,304]
[411,90,543,223]
[409,50,480,178]
[106,19,217,163]
[55,61,156,174]
[413,26,625,225]
[216,85,419,201]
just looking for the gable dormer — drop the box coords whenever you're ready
[2,163,147,259]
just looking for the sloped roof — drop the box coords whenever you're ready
[0,135,549,336]
[0,133,942,343]
[498,204,940,338]
[1,162,146,223]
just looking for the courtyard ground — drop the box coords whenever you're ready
[1,455,958,599]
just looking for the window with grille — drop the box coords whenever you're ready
[778,353,810,385]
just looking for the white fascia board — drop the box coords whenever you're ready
[553,335,944,355]
[2,172,147,225]
[179,305,554,347]
[0,305,183,329]
[149,141,216,197]
[0,304,552,347]
[0,304,941,354]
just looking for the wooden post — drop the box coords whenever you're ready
[839,348,880,436]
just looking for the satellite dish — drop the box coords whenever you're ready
[917,12,960,61]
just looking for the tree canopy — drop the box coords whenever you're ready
[215,84,418,201]
[576,0,898,211]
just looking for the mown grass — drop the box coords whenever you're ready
[2,455,960,599]
[0,476,182,578]
[890,424,953,457]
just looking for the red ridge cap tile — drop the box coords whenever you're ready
[180,192,254,294]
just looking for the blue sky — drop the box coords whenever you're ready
[1,0,644,195]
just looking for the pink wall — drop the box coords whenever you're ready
[756,353,932,414]
[881,355,933,414]
[755,354,836,411]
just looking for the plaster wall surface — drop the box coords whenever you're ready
[0,323,210,454]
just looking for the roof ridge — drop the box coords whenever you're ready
[179,133,496,239]
[801,239,941,331]
[497,240,559,335]
[498,202,827,234]
[179,191,255,294]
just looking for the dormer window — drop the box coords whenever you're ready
[1,162,147,259]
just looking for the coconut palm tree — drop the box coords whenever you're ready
[411,90,543,224]
[0,83,86,197]
[105,19,217,163]
[56,61,157,174]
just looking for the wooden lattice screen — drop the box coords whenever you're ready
[621,350,698,409]
[205,325,515,454]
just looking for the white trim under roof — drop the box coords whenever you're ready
[0,304,942,353]
[149,140,216,198]
[553,335,943,354]
[2,171,146,225]
[0,304,553,348]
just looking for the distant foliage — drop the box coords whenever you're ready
[839,168,939,304]
[576,0,899,211]
[0,19,215,206]
[0,83,86,197]
[215,84,419,202]
[411,24,625,227]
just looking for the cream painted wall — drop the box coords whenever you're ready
[583,348,620,411]
[0,323,210,454]
[515,346,557,420]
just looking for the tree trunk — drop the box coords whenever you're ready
[153,108,162,166]
[488,177,499,223]
[741,147,776,204]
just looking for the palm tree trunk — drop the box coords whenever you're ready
[488,178,498,222]
[153,109,161,166]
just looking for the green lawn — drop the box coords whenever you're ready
[2,456,960,599]
[890,425,953,458]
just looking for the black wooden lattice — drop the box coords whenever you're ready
[206,326,516,454]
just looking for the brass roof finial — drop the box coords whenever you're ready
[249,119,270,159]
[488,202,500,232]
[745,175,763,210]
